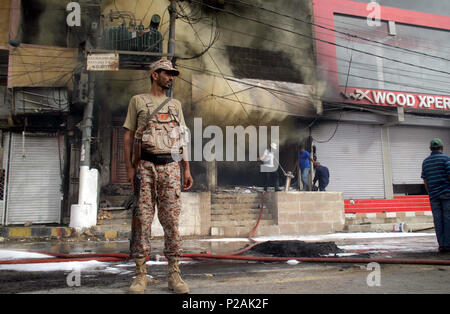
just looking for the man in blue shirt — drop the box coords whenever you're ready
[421,138,450,253]
[313,161,330,191]
[298,146,313,191]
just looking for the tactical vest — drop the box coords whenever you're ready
[134,94,183,155]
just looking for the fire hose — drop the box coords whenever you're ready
[2,190,450,266]
[2,251,450,266]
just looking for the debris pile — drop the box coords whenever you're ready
[247,240,343,258]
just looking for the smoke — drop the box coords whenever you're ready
[21,0,68,46]
[176,0,324,122]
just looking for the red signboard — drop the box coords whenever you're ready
[340,87,450,111]
[313,0,450,111]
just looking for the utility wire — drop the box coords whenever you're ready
[232,0,450,62]
[182,24,450,83]
[312,12,450,53]
[177,3,250,119]
[189,0,450,76]
[179,59,450,96]
[177,37,450,85]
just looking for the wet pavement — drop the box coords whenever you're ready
[0,232,449,295]
[0,231,441,257]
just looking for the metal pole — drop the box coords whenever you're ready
[167,0,177,97]
[80,70,95,167]
[168,0,176,60]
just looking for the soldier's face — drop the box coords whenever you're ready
[154,70,174,90]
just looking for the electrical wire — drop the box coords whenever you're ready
[175,4,220,60]
[201,22,450,82]
[177,4,250,119]
[184,39,450,94]
[231,0,450,63]
[189,0,450,76]
[178,61,450,99]
[313,12,450,54]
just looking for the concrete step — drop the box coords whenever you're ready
[100,195,132,208]
[211,219,276,228]
[211,207,271,215]
[93,222,131,233]
[96,218,130,227]
[98,210,131,220]
[211,224,277,237]
[344,222,435,233]
[211,213,274,221]
[211,202,262,209]
[345,215,433,226]
[212,193,262,201]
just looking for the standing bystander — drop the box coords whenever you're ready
[421,138,450,253]
[298,146,314,191]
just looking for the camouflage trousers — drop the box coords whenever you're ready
[130,160,182,259]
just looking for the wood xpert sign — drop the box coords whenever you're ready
[313,0,450,113]
[341,88,450,111]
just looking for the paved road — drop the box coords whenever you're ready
[0,233,449,298]
[1,258,448,295]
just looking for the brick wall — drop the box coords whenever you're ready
[150,191,344,237]
[256,192,345,236]
[151,192,211,237]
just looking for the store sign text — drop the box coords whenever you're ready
[342,89,450,110]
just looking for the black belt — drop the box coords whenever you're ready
[141,151,175,165]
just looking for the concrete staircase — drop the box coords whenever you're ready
[210,192,277,237]
[344,195,435,233]
[344,213,434,233]
[93,195,132,236]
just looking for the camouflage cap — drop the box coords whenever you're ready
[430,137,443,148]
[149,59,179,76]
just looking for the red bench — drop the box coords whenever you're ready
[344,195,431,213]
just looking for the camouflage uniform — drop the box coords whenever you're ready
[130,160,182,259]
[125,59,190,294]
[124,93,187,260]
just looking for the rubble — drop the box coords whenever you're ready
[247,240,344,258]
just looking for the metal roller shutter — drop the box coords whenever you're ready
[0,133,9,225]
[312,122,385,199]
[5,133,62,225]
[389,126,450,185]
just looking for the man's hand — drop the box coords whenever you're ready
[124,129,136,192]
[183,169,194,191]
[127,167,136,192]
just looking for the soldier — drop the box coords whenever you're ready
[123,59,193,294]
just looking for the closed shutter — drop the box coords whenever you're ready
[312,122,385,199]
[6,133,62,225]
[111,126,128,184]
[0,133,9,225]
[389,126,450,185]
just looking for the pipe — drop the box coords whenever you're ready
[0,257,124,265]
[2,188,448,267]
[182,253,450,266]
[2,251,450,266]
[247,191,265,241]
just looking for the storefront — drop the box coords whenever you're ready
[1,133,64,225]
[312,119,450,200]
[311,121,385,199]
[311,0,450,200]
